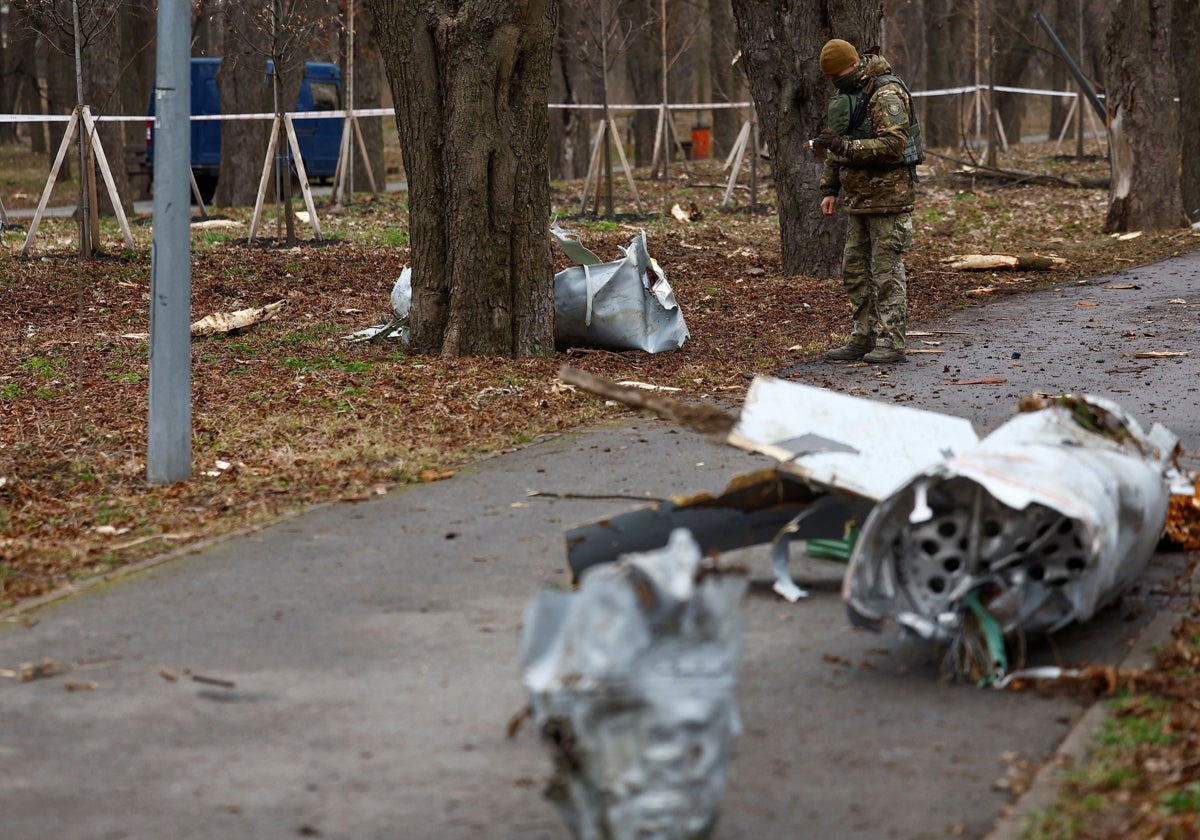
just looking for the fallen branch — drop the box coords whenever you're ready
[954,163,1108,189]
[943,253,1069,271]
[558,365,735,440]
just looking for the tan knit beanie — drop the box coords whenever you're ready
[819,39,859,76]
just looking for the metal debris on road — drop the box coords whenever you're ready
[520,529,746,840]
[561,372,1191,683]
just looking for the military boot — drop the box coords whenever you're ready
[863,345,906,364]
[824,340,873,361]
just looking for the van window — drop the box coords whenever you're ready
[310,81,340,112]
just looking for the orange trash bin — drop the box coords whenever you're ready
[690,125,711,160]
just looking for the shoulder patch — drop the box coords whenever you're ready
[886,101,903,117]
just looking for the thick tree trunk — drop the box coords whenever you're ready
[990,0,1035,144]
[369,0,558,357]
[1,4,38,146]
[707,0,743,159]
[84,0,133,218]
[1046,0,1072,142]
[922,0,968,148]
[730,0,882,278]
[548,0,593,180]
[1174,0,1200,223]
[215,5,270,208]
[1103,0,1183,231]
[348,5,386,192]
[619,0,662,169]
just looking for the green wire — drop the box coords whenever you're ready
[965,591,1008,687]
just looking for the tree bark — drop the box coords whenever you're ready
[348,3,386,192]
[921,0,966,148]
[730,0,882,278]
[369,0,558,357]
[1103,0,1184,231]
[1,4,38,146]
[1174,0,1200,224]
[83,0,132,218]
[215,4,270,207]
[44,32,75,181]
[707,0,743,159]
[989,0,1036,144]
[547,0,593,180]
[619,0,662,169]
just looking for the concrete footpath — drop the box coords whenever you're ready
[2,249,1198,840]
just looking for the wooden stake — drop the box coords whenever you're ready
[606,116,643,215]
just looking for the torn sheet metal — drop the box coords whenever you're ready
[562,372,1187,681]
[520,529,746,840]
[727,377,981,501]
[343,268,411,342]
[841,393,1177,676]
[566,467,869,600]
[551,223,689,354]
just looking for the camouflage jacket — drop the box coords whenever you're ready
[819,54,916,215]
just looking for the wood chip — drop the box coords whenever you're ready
[1133,351,1189,359]
[950,377,1008,385]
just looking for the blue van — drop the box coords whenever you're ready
[148,58,343,202]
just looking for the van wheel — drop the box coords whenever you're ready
[193,173,217,205]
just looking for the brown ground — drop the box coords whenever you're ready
[3,143,1200,835]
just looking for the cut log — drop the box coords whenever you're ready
[942,253,1069,271]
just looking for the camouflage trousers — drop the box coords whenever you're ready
[840,211,913,350]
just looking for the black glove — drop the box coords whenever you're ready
[814,130,848,156]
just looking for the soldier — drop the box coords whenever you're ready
[812,38,917,364]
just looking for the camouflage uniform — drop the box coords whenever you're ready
[820,54,915,354]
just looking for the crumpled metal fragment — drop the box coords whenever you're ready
[519,529,745,840]
[551,223,689,354]
[842,394,1178,672]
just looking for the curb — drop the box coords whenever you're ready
[981,560,1198,840]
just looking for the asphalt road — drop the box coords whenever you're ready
[1,249,1197,840]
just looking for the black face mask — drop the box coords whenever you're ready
[833,62,868,93]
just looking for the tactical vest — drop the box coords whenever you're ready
[827,72,924,177]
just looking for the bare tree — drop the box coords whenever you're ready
[707,0,744,159]
[730,0,882,278]
[214,0,335,242]
[0,3,40,145]
[548,0,594,180]
[16,0,131,251]
[919,0,969,148]
[1103,0,1183,230]
[343,0,385,194]
[1174,0,1200,224]
[618,0,662,169]
[368,0,559,357]
[987,0,1038,145]
[213,2,270,208]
